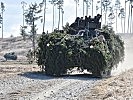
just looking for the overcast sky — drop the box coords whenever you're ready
[1,0,125,38]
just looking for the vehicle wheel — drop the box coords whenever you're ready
[101,69,111,78]
[92,69,102,78]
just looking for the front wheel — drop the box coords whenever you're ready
[92,69,111,78]
[92,69,102,78]
[101,69,111,78]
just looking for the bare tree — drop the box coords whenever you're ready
[124,0,127,33]
[38,0,47,34]
[101,0,103,20]
[129,0,133,33]
[83,0,84,17]
[56,0,64,30]
[20,1,27,41]
[42,0,46,33]
[21,1,27,28]
[123,0,133,33]
[91,0,93,17]
[102,0,111,25]
[61,8,64,28]
[118,8,125,33]
[95,0,103,23]
[108,7,115,27]
[114,0,121,33]
[74,0,79,18]
[49,0,57,32]
[131,2,133,33]
[96,1,100,15]
[84,0,91,16]
[0,2,5,39]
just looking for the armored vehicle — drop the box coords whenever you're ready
[4,52,17,61]
[37,14,124,77]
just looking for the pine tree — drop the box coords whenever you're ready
[25,3,42,58]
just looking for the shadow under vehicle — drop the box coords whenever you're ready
[37,14,124,78]
[4,52,17,61]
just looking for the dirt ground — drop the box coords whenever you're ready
[0,34,133,99]
[0,61,99,100]
[0,60,40,76]
[79,69,133,100]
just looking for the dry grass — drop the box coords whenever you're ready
[80,70,133,100]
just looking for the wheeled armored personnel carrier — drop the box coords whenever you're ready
[37,14,124,77]
[4,52,17,61]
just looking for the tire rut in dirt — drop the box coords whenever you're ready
[31,79,97,100]
[0,74,65,100]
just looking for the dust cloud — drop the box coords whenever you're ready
[112,34,133,76]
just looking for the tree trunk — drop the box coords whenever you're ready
[1,11,3,39]
[58,8,61,30]
[130,4,132,33]
[76,2,77,18]
[43,0,46,33]
[62,9,64,28]
[33,18,36,59]
[127,3,130,33]
[116,9,118,33]
[83,0,84,17]
[101,0,103,24]
[124,0,126,33]
[92,0,93,17]
[86,2,88,16]
[105,7,107,25]
[52,5,55,32]
[132,7,133,33]
[121,17,123,33]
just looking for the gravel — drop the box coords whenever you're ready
[0,72,100,100]
[79,69,133,100]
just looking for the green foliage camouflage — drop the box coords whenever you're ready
[36,26,124,77]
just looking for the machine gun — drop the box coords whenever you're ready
[68,14,102,39]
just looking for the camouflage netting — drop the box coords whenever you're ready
[36,25,124,77]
